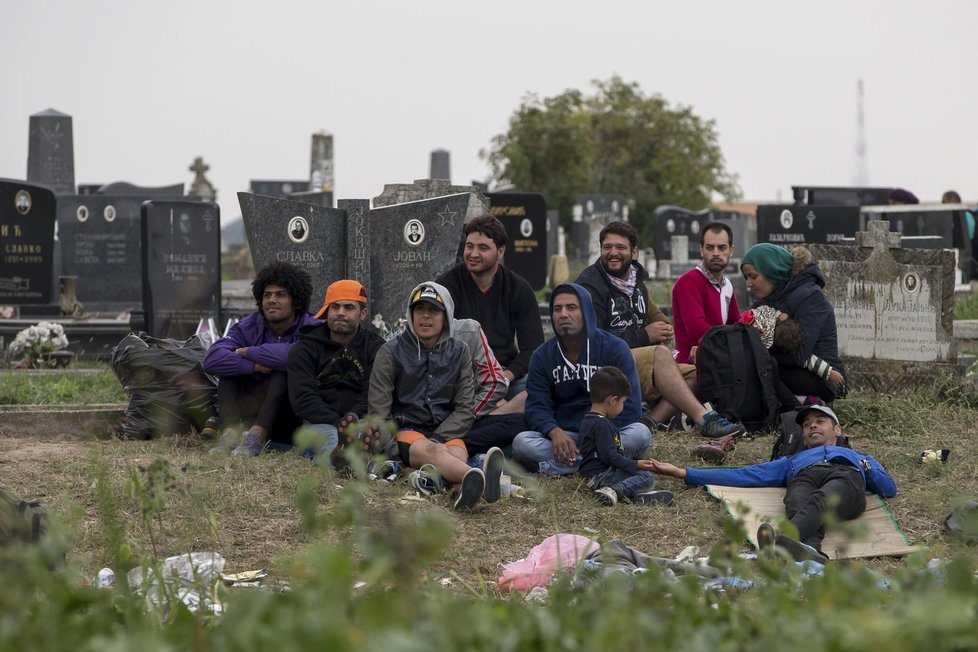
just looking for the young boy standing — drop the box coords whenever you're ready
[578,367,674,506]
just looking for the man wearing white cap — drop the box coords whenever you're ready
[647,405,896,564]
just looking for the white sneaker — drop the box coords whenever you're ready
[593,486,618,506]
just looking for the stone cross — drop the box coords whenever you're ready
[188,157,216,201]
[854,219,902,252]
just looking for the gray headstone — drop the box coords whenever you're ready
[141,201,221,339]
[57,195,146,311]
[289,190,334,208]
[238,192,347,297]
[369,193,469,326]
[0,179,56,305]
[810,220,966,392]
[338,199,370,289]
[546,209,559,261]
[488,192,548,291]
[430,149,450,181]
[27,109,75,195]
[372,179,489,225]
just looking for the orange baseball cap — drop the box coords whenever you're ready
[315,279,367,318]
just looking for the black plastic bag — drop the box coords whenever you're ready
[110,332,217,439]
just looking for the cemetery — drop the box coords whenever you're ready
[3,104,978,648]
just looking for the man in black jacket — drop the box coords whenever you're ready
[287,279,385,463]
[437,214,544,400]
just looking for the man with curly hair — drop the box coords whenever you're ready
[204,260,320,455]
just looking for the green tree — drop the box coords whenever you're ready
[482,76,741,246]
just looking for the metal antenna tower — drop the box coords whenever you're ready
[854,78,868,186]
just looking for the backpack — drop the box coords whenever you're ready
[770,409,851,460]
[695,323,781,433]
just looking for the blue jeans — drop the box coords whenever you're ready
[586,468,655,500]
[512,422,652,475]
[266,422,338,459]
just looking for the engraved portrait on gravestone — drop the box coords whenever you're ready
[289,216,309,244]
[15,190,31,215]
[404,219,425,245]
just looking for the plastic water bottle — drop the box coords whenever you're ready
[96,567,115,588]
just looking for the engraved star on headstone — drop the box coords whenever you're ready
[437,206,457,227]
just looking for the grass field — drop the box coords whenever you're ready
[3,369,978,648]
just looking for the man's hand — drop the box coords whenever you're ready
[502,369,516,383]
[646,458,686,479]
[644,321,674,345]
[689,346,698,365]
[828,369,845,389]
[235,347,249,357]
[253,363,271,374]
[547,428,578,466]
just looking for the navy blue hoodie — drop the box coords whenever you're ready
[524,283,644,434]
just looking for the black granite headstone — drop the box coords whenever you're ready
[0,179,56,305]
[27,109,75,195]
[546,209,559,260]
[249,180,309,198]
[756,204,862,248]
[488,192,548,291]
[57,195,146,311]
[861,207,963,250]
[141,201,221,339]
[338,199,370,290]
[369,194,469,325]
[575,193,628,262]
[652,206,710,262]
[289,190,334,208]
[238,192,347,298]
[791,185,893,207]
[709,210,756,262]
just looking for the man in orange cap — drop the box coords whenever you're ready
[286,279,385,463]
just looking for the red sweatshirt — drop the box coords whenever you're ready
[671,266,739,364]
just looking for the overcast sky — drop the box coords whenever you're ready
[2,0,976,224]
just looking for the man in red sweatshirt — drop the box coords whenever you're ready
[671,222,740,365]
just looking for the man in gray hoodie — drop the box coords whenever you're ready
[368,282,504,510]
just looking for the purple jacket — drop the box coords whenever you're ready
[203,311,320,377]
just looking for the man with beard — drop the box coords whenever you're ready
[671,222,740,365]
[576,222,735,435]
[437,214,543,400]
[287,280,385,463]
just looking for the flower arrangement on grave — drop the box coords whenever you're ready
[7,321,70,368]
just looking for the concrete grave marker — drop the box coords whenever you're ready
[810,220,966,392]
[27,109,75,195]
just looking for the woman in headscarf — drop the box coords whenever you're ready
[739,243,846,402]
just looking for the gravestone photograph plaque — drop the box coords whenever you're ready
[0,179,56,304]
[488,192,548,290]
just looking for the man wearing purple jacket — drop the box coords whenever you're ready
[204,261,319,455]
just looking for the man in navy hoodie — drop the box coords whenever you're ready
[648,405,896,564]
[511,283,652,475]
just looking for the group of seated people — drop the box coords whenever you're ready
[202,214,895,562]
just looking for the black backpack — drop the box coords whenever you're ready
[695,323,781,433]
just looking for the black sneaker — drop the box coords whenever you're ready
[482,447,505,504]
[453,468,485,510]
[632,490,674,506]
[699,411,747,439]
[775,534,829,564]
